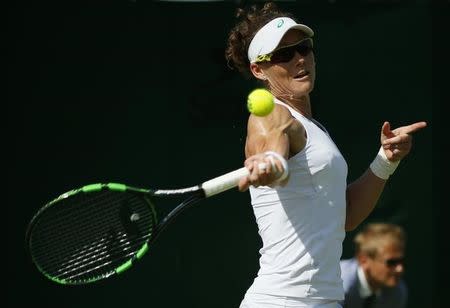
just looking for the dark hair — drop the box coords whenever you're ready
[225,2,295,77]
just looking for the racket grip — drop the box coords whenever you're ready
[201,167,250,197]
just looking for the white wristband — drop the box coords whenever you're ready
[264,151,289,183]
[369,147,400,180]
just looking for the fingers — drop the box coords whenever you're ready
[238,176,250,192]
[382,121,427,138]
[381,121,427,144]
[249,160,271,183]
[381,132,413,161]
[382,121,427,144]
[400,121,427,134]
[378,120,426,162]
[383,143,412,161]
[382,133,412,146]
[240,153,283,190]
[384,143,411,152]
[381,121,394,138]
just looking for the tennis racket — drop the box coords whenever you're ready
[25,166,255,285]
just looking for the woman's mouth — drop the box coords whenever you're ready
[294,71,310,80]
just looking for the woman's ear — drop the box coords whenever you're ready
[250,63,268,81]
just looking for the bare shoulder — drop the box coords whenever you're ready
[246,103,305,157]
[247,103,297,135]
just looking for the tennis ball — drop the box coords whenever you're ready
[247,88,274,117]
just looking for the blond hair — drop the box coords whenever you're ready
[354,223,406,258]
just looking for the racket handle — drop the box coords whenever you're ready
[201,167,250,197]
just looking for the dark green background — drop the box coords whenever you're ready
[8,0,445,307]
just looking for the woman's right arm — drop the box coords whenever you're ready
[238,103,301,191]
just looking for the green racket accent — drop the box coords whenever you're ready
[26,165,248,285]
[46,274,66,284]
[116,260,133,274]
[27,182,158,285]
[114,242,150,275]
[107,183,127,191]
[115,219,151,276]
[80,183,127,193]
[136,243,149,259]
[81,183,103,192]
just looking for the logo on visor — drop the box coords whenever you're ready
[277,19,284,28]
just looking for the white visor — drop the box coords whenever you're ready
[248,17,314,63]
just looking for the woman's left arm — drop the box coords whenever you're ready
[345,121,427,231]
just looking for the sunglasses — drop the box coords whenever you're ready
[382,257,405,267]
[255,38,314,64]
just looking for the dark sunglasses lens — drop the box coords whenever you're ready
[271,47,296,63]
[270,39,313,63]
[386,258,404,267]
[297,40,313,56]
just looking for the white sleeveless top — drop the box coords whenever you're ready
[247,99,347,300]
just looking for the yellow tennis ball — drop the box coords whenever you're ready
[247,88,274,117]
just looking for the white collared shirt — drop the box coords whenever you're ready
[357,265,378,298]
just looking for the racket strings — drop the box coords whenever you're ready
[54,232,151,281]
[32,198,154,261]
[63,251,138,282]
[32,190,132,239]
[50,230,151,278]
[63,195,204,282]
[34,228,154,281]
[32,216,152,281]
[29,190,156,283]
[31,193,145,265]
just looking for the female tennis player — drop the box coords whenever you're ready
[225,2,427,308]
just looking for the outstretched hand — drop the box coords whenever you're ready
[380,121,427,161]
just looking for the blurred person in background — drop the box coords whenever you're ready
[340,223,407,308]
